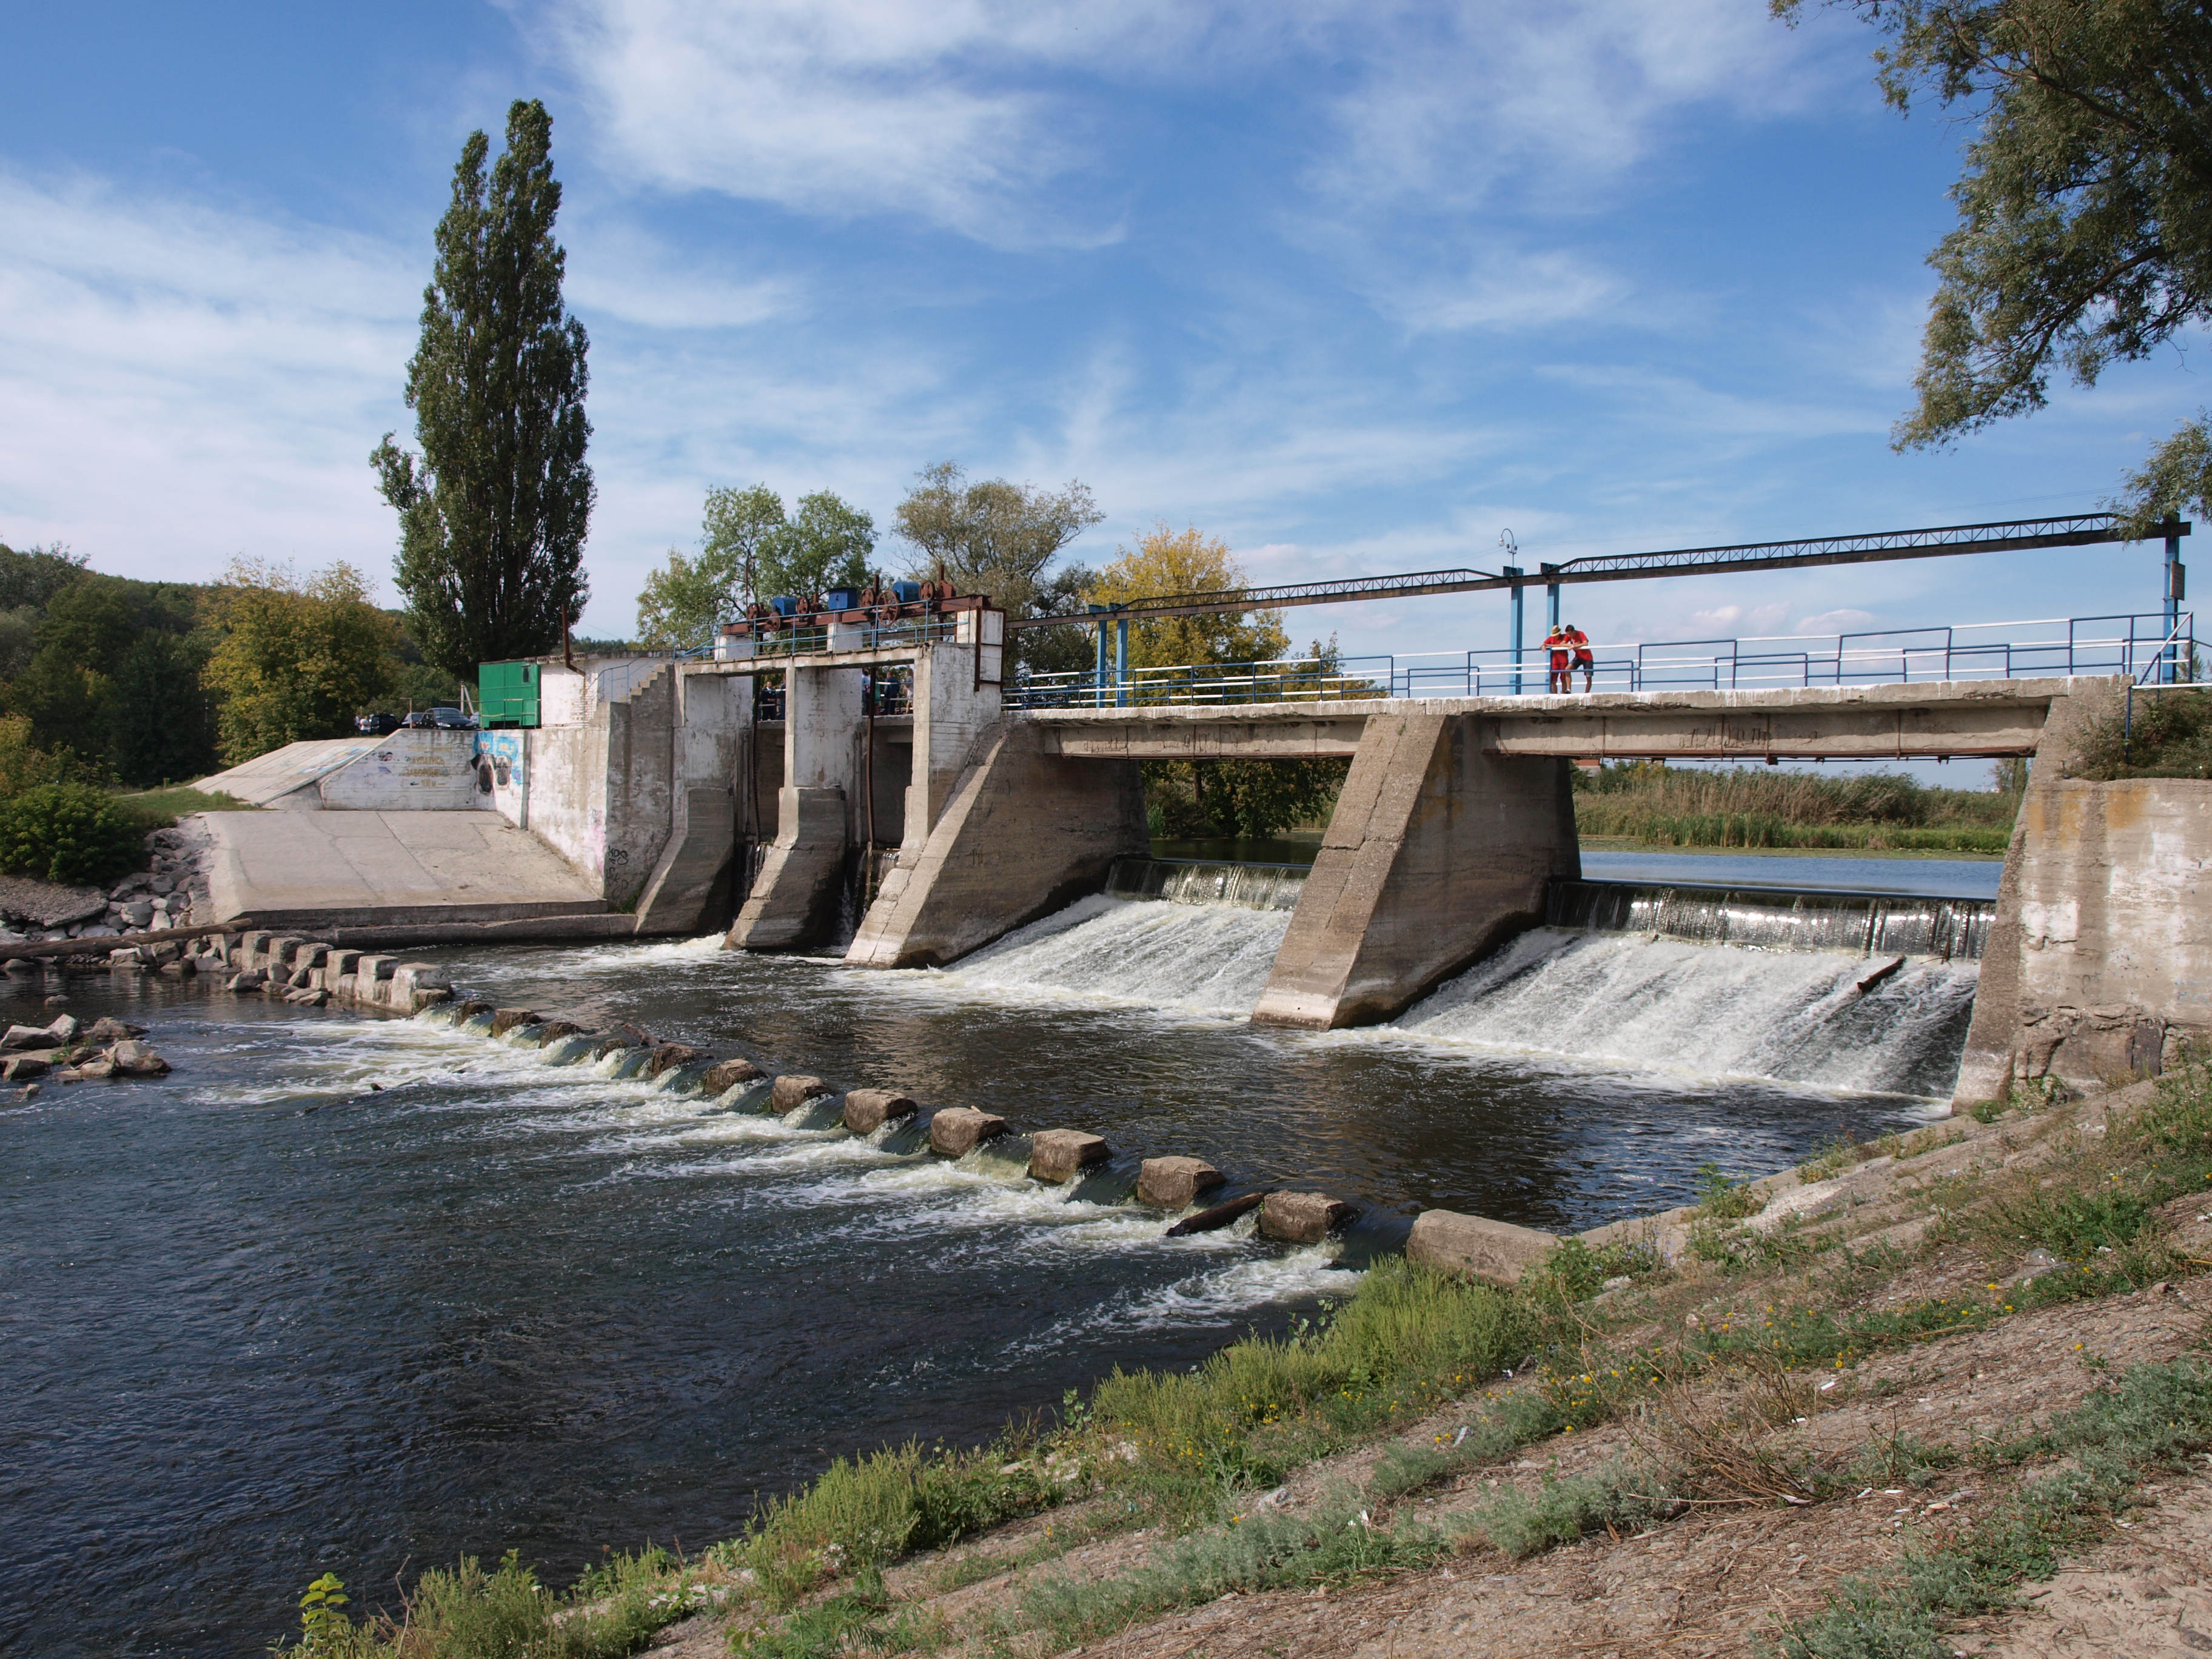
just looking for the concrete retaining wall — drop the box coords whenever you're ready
[317,731,482,809]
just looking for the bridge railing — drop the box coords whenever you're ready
[1005,612,2200,710]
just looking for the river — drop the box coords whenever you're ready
[0,852,1994,1656]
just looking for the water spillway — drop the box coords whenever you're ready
[1547,878,1994,962]
[1105,856,1307,911]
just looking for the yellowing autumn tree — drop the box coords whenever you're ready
[203,558,399,763]
[1087,524,1287,669]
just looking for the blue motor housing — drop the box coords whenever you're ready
[768,595,800,617]
[825,586,863,612]
[890,580,922,604]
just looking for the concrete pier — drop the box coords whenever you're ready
[1250,712,1578,1028]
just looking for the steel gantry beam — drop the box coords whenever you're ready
[1005,512,2189,629]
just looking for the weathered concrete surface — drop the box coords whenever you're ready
[1252,712,1579,1029]
[1955,686,2212,1105]
[1407,1210,1561,1284]
[1025,677,2068,761]
[633,786,736,936]
[1138,1156,1227,1208]
[726,666,865,950]
[202,811,606,930]
[843,1088,917,1133]
[1258,1191,1352,1242]
[196,737,390,808]
[1028,1129,1109,1183]
[517,662,679,909]
[928,1107,1007,1156]
[844,723,1148,968]
[317,731,483,809]
[771,1074,831,1111]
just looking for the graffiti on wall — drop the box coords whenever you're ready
[475,731,526,820]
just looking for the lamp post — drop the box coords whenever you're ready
[1500,530,1523,695]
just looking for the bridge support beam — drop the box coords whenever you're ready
[845,723,1147,968]
[726,665,863,950]
[1251,712,1578,1029]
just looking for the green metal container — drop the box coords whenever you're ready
[477,660,541,728]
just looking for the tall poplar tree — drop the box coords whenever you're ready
[372,98,593,680]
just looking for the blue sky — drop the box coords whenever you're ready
[2,0,2204,668]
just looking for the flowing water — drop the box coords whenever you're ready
[2,854,1993,1657]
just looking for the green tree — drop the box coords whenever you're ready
[894,461,1102,618]
[1783,1,2212,519]
[7,578,138,760]
[0,542,89,611]
[201,558,399,763]
[761,490,875,602]
[371,98,592,682]
[110,631,218,786]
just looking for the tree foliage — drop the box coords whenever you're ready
[1088,524,1290,668]
[635,485,877,649]
[1781,1,2212,472]
[201,559,398,763]
[372,98,592,680]
[894,462,1102,618]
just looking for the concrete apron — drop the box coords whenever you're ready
[1250,711,1579,1030]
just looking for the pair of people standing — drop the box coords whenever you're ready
[1544,623,1594,693]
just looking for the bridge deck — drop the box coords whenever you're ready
[1021,675,2081,760]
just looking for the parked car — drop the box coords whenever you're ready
[355,712,402,735]
[429,706,478,730]
[400,711,434,729]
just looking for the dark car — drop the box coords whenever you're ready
[400,711,434,729]
[429,706,478,730]
[355,712,402,735]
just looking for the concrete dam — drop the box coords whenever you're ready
[196,633,2210,1111]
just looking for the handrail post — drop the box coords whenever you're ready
[1114,614,1129,707]
[1504,566,1524,694]
[2165,521,2185,682]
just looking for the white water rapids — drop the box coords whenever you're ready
[915,893,1979,1096]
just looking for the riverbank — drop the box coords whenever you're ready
[274,1055,2212,1658]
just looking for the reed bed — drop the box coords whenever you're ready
[1571,763,2019,852]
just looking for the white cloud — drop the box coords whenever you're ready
[1796,607,1879,634]
[0,170,419,588]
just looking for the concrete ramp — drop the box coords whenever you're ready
[203,811,608,930]
[198,731,483,809]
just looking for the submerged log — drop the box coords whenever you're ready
[1164,1190,1269,1238]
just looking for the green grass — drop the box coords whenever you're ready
[114,784,254,814]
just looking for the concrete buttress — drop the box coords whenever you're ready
[726,666,863,949]
[1249,711,1578,1028]
[843,723,1147,968]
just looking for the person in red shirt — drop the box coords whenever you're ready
[1543,625,1571,693]
[1564,623,1594,691]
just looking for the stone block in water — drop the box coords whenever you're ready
[2,1053,50,1081]
[701,1058,765,1096]
[842,1087,916,1133]
[1138,1156,1226,1208]
[489,1008,538,1037]
[927,1107,1007,1157]
[536,1021,587,1046]
[646,1043,705,1079]
[2,1024,59,1050]
[770,1074,830,1111]
[109,1040,170,1077]
[1259,1191,1352,1243]
[1030,1129,1110,1183]
[1406,1209,1558,1285]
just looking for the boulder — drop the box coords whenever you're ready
[87,1018,144,1043]
[536,1020,587,1046]
[928,1107,1008,1158]
[1258,1191,1353,1244]
[2,1054,50,1081]
[843,1087,918,1134]
[645,1043,706,1079]
[109,1040,171,1077]
[457,999,494,1020]
[1138,1156,1227,1208]
[1030,1129,1111,1184]
[107,948,146,970]
[149,875,175,897]
[701,1057,765,1096]
[44,1014,79,1044]
[1406,1210,1560,1287]
[591,1034,641,1060]
[285,988,330,1007]
[119,901,155,929]
[73,1058,115,1080]
[1,1024,59,1051]
[489,1008,539,1038]
[227,970,267,992]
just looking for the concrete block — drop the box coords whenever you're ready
[327,950,363,978]
[843,1087,918,1133]
[771,1074,831,1111]
[409,987,451,1011]
[1030,1129,1110,1183]
[490,1008,538,1037]
[1258,1191,1352,1243]
[700,1058,765,1095]
[536,1020,588,1045]
[264,936,305,970]
[237,930,271,965]
[386,964,452,1011]
[928,1107,1008,1157]
[1138,1156,1227,1208]
[354,956,398,988]
[330,974,358,1001]
[294,943,331,970]
[646,1043,706,1079]
[1407,1209,1560,1286]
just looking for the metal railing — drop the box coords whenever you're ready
[1002,612,2200,710]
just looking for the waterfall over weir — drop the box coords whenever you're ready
[1548,879,1994,962]
[1106,856,1307,911]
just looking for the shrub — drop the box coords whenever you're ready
[0,781,152,885]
